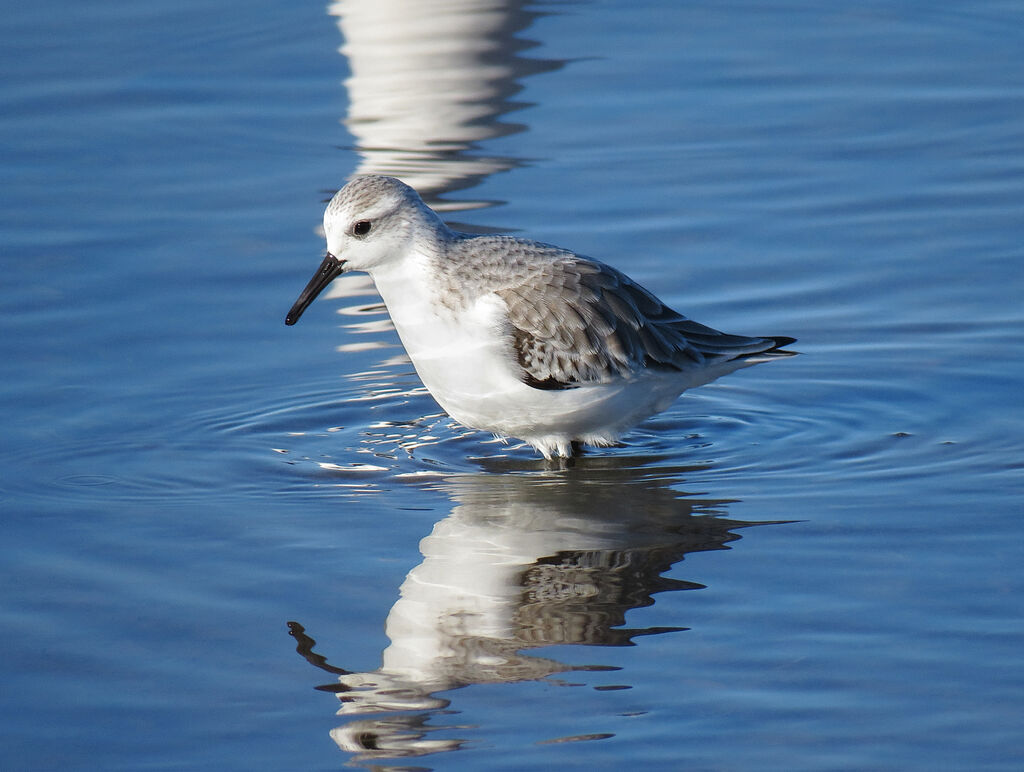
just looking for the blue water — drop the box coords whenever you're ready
[3,1,1023,769]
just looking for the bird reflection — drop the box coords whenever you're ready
[291,460,776,765]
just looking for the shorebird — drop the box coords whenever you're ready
[286,176,794,459]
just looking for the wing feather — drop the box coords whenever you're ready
[445,236,792,390]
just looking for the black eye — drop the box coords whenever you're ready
[353,220,371,236]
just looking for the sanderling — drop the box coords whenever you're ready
[286,176,795,459]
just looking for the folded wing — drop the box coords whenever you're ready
[495,254,794,390]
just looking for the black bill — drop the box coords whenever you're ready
[285,253,346,325]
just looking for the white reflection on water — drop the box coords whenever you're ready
[289,463,780,764]
[329,0,561,208]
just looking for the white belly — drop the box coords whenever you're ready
[370,261,690,455]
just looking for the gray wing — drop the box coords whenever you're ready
[494,253,793,390]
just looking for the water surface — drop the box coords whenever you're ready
[2,0,1022,770]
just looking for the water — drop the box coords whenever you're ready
[2,0,1022,769]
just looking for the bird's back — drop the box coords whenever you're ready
[438,234,794,392]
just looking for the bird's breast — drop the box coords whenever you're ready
[373,267,521,411]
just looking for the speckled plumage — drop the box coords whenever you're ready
[435,235,788,388]
[287,175,795,458]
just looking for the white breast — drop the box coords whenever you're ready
[368,256,694,453]
[371,259,524,420]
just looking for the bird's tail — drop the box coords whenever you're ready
[669,316,797,362]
